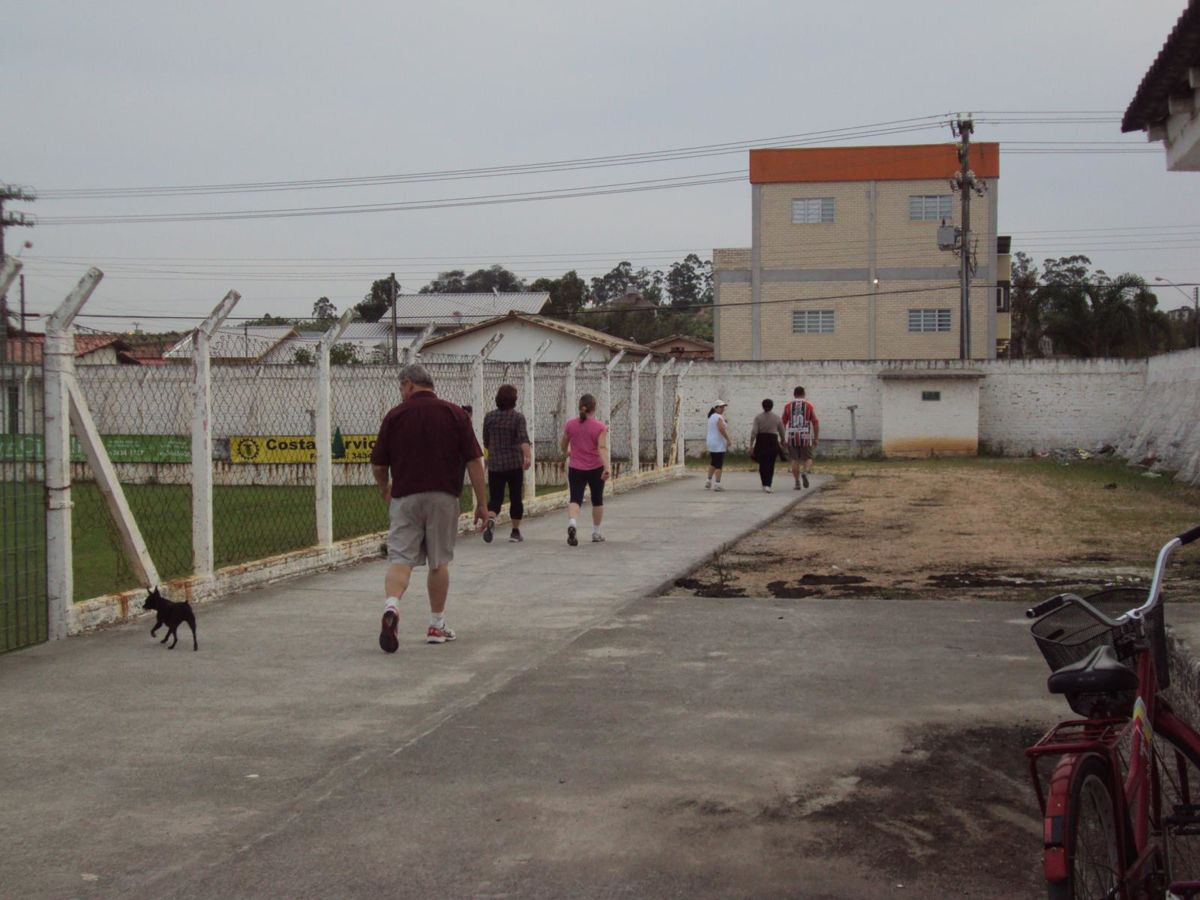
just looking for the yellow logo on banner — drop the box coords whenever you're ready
[230,434,377,464]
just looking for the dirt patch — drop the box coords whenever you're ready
[668,459,1200,602]
[765,723,1046,897]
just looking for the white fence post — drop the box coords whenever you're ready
[564,346,588,425]
[629,354,653,474]
[316,309,354,549]
[601,350,625,429]
[192,291,240,579]
[675,360,694,466]
[523,339,552,501]
[44,268,103,639]
[654,357,675,469]
[473,334,503,440]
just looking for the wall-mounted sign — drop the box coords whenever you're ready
[229,431,376,464]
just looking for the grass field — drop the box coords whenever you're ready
[4,479,566,625]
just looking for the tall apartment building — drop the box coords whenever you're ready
[713,144,1000,360]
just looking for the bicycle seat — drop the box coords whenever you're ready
[1048,645,1139,696]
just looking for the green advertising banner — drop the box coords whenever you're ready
[0,434,192,464]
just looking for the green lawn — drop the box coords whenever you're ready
[3,475,566,609]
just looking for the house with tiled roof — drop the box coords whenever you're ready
[421,311,654,363]
[1,333,140,366]
[1123,0,1200,171]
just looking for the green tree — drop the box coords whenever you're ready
[530,270,587,320]
[354,278,396,322]
[312,297,337,321]
[665,254,713,309]
[292,347,314,365]
[1009,251,1040,358]
[1036,256,1167,358]
[419,265,526,294]
[329,343,359,365]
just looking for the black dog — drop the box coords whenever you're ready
[142,588,198,651]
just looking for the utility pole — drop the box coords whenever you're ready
[390,272,399,364]
[0,184,37,364]
[950,119,985,360]
[1195,286,1199,350]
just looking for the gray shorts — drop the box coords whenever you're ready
[386,491,461,569]
[788,444,814,462]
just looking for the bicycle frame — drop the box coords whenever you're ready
[1026,526,1200,897]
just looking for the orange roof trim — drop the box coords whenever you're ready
[749,143,1000,184]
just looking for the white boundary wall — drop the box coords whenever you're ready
[1116,347,1200,484]
[673,358,1149,458]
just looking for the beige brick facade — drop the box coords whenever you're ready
[714,145,999,361]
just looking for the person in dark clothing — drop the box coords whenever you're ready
[749,398,787,492]
[371,364,487,650]
[481,384,532,543]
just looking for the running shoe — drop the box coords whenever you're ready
[426,623,456,644]
[379,609,399,654]
[802,473,810,488]
[567,524,578,546]
[764,485,773,493]
[509,529,523,542]
[713,483,725,492]
[704,480,711,490]
[591,532,606,542]
[794,481,802,490]
[483,518,495,543]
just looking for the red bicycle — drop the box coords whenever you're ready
[1026,525,1200,899]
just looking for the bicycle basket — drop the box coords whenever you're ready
[1031,587,1167,686]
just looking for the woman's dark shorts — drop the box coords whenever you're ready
[709,451,726,469]
[567,465,605,506]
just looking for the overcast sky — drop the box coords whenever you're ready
[4,0,1199,331]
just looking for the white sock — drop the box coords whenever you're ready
[430,614,445,628]
[592,525,601,535]
[384,597,399,614]
[569,517,577,528]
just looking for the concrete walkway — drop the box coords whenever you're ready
[2,470,1150,898]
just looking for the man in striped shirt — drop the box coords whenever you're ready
[782,385,819,490]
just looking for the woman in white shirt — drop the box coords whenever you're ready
[705,400,731,491]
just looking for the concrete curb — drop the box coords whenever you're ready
[68,465,688,635]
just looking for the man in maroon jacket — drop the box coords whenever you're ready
[371,364,488,650]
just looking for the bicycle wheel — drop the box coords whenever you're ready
[1154,729,1200,884]
[1049,755,1124,900]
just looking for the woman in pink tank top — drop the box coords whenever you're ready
[559,393,611,546]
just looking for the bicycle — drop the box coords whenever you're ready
[1026,524,1200,899]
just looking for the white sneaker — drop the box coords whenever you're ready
[704,480,711,490]
[764,485,773,493]
[713,483,725,492]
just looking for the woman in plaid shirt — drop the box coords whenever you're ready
[481,384,532,543]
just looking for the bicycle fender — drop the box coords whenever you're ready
[1043,752,1095,884]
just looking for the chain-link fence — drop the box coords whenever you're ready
[1,338,47,651]
[71,359,193,601]
[59,342,683,604]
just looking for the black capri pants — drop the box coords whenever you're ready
[487,468,524,520]
[567,465,605,507]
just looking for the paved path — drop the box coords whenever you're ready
[2,470,1155,898]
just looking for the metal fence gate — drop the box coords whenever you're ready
[0,339,47,653]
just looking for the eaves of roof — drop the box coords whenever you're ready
[1123,0,1200,132]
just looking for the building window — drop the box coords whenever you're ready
[996,283,1011,312]
[909,195,953,221]
[922,391,941,402]
[908,308,952,332]
[791,198,834,224]
[793,310,835,333]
